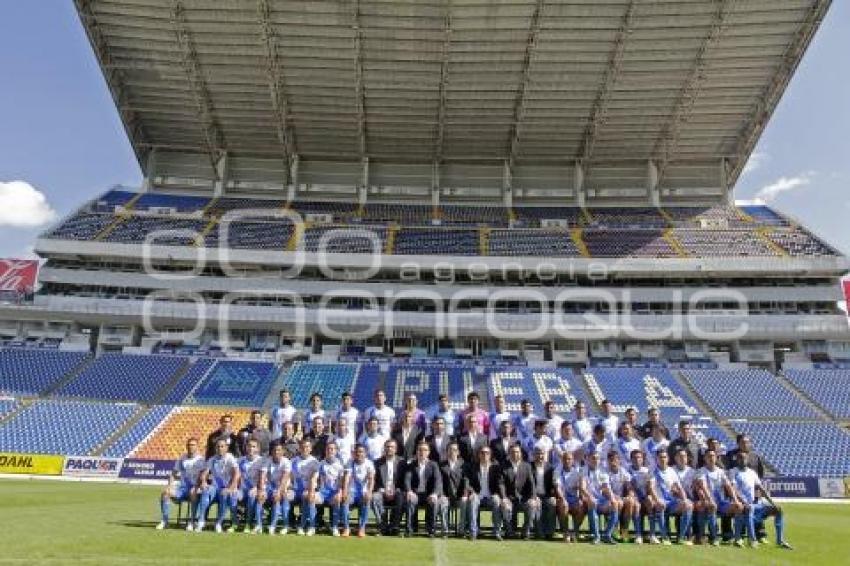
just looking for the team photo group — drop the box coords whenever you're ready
[156,388,792,549]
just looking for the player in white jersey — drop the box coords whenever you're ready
[579,424,612,464]
[554,450,585,543]
[316,442,348,537]
[672,448,698,543]
[302,392,326,436]
[270,389,298,439]
[582,450,619,544]
[334,392,359,440]
[261,443,292,535]
[196,438,241,533]
[597,400,619,443]
[345,444,375,538]
[363,389,395,438]
[694,448,741,546]
[334,418,355,465]
[431,393,459,436]
[571,401,593,443]
[642,423,670,470]
[512,399,537,444]
[157,437,205,531]
[290,438,321,536]
[237,439,266,533]
[614,422,642,466]
[488,394,511,441]
[605,450,636,542]
[729,452,791,549]
[552,421,583,468]
[359,416,389,461]
[652,450,693,545]
[628,449,656,544]
[542,401,564,440]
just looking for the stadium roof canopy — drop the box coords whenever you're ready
[75,0,831,205]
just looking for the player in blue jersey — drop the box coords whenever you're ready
[694,448,741,545]
[652,449,693,545]
[344,444,375,538]
[582,450,619,544]
[261,443,292,535]
[316,442,347,537]
[643,423,670,471]
[196,438,241,533]
[628,449,656,544]
[335,417,355,466]
[237,439,266,533]
[554,450,585,543]
[291,438,321,536]
[157,437,204,531]
[359,416,388,461]
[614,422,642,466]
[730,452,792,549]
[605,450,635,542]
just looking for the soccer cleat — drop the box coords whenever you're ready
[306,528,316,537]
[680,539,694,546]
[214,524,223,534]
[185,522,194,532]
[251,526,262,535]
[280,527,288,536]
[590,537,601,545]
[331,528,340,537]
[268,527,276,536]
[195,522,205,533]
[297,528,305,536]
[226,526,235,534]
[733,539,744,548]
[661,538,672,546]
[603,537,617,545]
[649,536,661,545]
[779,541,793,550]
[341,528,350,538]
[634,537,643,545]
[711,539,721,547]
[155,521,166,530]
[357,528,365,538]
[748,540,759,548]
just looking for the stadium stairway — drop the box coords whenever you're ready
[259,361,292,411]
[669,369,750,455]
[573,368,603,413]
[39,356,96,397]
[91,404,150,456]
[774,371,837,424]
[0,398,33,428]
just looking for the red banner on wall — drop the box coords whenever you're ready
[843,280,850,307]
[0,259,38,294]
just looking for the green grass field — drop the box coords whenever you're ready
[0,479,847,565]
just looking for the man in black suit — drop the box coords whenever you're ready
[371,439,405,535]
[439,441,468,535]
[502,443,535,539]
[490,419,514,467]
[404,442,444,537]
[394,410,423,463]
[459,414,488,464]
[426,416,453,463]
[527,446,556,539]
[465,444,505,540]
[205,414,241,458]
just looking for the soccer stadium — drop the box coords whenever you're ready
[1,0,849,564]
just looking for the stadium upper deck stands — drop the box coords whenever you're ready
[55,353,185,404]
[0,349,89,396]
[784,369,850,419]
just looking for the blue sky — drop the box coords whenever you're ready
[0,3,848,258]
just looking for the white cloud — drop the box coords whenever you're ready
[0,181,57,227]
[741,151,768,176]
[753,173,812,204]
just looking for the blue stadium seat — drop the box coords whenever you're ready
[0,400,137,455]
[161,358,216,404]
[681,369,818,419]
[55,353,185,403]
[190,360,279,407]
[104,404,175,458]
[280,362,359,410]
[487,367,588,414]
[0,349,89,396]
[394,228,479,256]
[785,369,850,419]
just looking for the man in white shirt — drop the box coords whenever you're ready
[552,421,583,468]
[729,452,791,549]
[512,399,537,444]
[359,416,389,462]
[196,438,241,533]
[334,392,359,440]
[363,388,395,438]
[269,389,298,439]
[156,437,205,531]
[597,400,619,443]
[543,400,564,440]
[430,394,459,437]
[571,401,593,443]
[488,394,512,441]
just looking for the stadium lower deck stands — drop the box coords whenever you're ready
[0,346,848,476]
[44,190,838,258]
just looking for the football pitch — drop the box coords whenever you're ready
[0,480,848,565]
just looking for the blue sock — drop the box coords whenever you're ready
[680,509,692,541]
[307,503,317,528]
[775,512,785,543]
[734,514,744,540]
[160,497,169,523]
[604,510,618,539]
[745,509,756,541]
[588,507,599,539]
[633,512,643,538]
[341,502,350,530]
[648,512,656,537]
[659,509,668,538]
[281,500,290,528]
[707,512,717,540]
[359,502,368,530]
[331,503,340,530]
[198,490,213,523]
[270,502,281,530]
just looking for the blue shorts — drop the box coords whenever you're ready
[172,483,193,501]
[239,486,256,502]
[318,487,339,503]
[349,486,367,505]
[592,496,612,510]
[565,494,580,507]
[663,498,680,515]
[717,499,733,515]
[750,502,773,522]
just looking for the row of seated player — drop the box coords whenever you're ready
[729,420,850,477]
[680,369,819,420]
[89,190,790,228]
[0,348,90,396]
[0,399,138,455]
